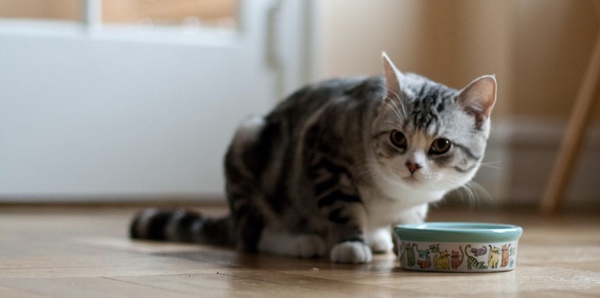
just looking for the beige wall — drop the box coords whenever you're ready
[318,0,514,118]
[317,0,600,206]
[318,0,600,122]
[514,0,600,119]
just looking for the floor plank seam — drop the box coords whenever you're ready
[100,276,197,296]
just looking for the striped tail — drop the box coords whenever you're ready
[129,208,234,246]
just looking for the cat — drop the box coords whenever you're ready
[464,244,488,270]
[488,245,501,269]
[451,246,464,270]
[433,250,450,270]
[129,53,497,264]
[501,244,511,268]
[469,245,487,257]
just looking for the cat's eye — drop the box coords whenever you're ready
[429,138,451,154]
[390,131,407,150]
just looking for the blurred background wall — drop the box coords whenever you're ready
[316,0,600,209]
[1,0,598,209]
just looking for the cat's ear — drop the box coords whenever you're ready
[456,75,497,126]
[382,52,403,101]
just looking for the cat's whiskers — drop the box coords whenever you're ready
[384,87,408,119]
[478,159,505,170]
[384,121,404,131]
[439,175,494,210]
[466,180,494,204]
[461,184,478,211]
[438,176,478,210]
[384,91,409,122]
[388,96,408,121]
[383,98,405,122]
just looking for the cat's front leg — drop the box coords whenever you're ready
[324,202,372,263]
[366,227,394,254]
[309,154,372,263]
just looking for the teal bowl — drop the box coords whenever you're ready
[394,222,523,272]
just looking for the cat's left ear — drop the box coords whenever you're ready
[382,52,403,101]
[456,75,497,127]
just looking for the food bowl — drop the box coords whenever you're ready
[393,222,523,273]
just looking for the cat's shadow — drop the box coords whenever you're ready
[157,245,407,273]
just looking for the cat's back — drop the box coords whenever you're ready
[268,76,384,121]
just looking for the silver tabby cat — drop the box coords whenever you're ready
[130,53,497,263]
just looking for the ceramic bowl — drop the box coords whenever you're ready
[393,222,523,273]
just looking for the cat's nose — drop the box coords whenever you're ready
[406,162,421,174]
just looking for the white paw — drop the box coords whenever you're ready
[295,235,326,258]
[330,241,372,263]
[367,229,393,254]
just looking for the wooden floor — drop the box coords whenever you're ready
[1,204,599,297]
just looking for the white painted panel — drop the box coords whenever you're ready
[1,36,271,197]
[0,0,310,200]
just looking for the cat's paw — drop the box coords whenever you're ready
[330,241,372,263]
[367,228,393,254]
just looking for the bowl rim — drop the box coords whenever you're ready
[394,222,523,243]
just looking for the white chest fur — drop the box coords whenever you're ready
[359,183,443,229]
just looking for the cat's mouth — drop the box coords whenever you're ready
[401,175,422,185]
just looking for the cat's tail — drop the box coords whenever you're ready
[129,208,234,246]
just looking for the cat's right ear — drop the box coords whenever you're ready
[456,75,497,127]
[382,52,403,101]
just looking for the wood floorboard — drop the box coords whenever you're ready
[0,205,599,297]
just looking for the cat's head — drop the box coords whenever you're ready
[370,53,496,197]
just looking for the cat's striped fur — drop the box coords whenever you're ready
[130,53,497,263]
